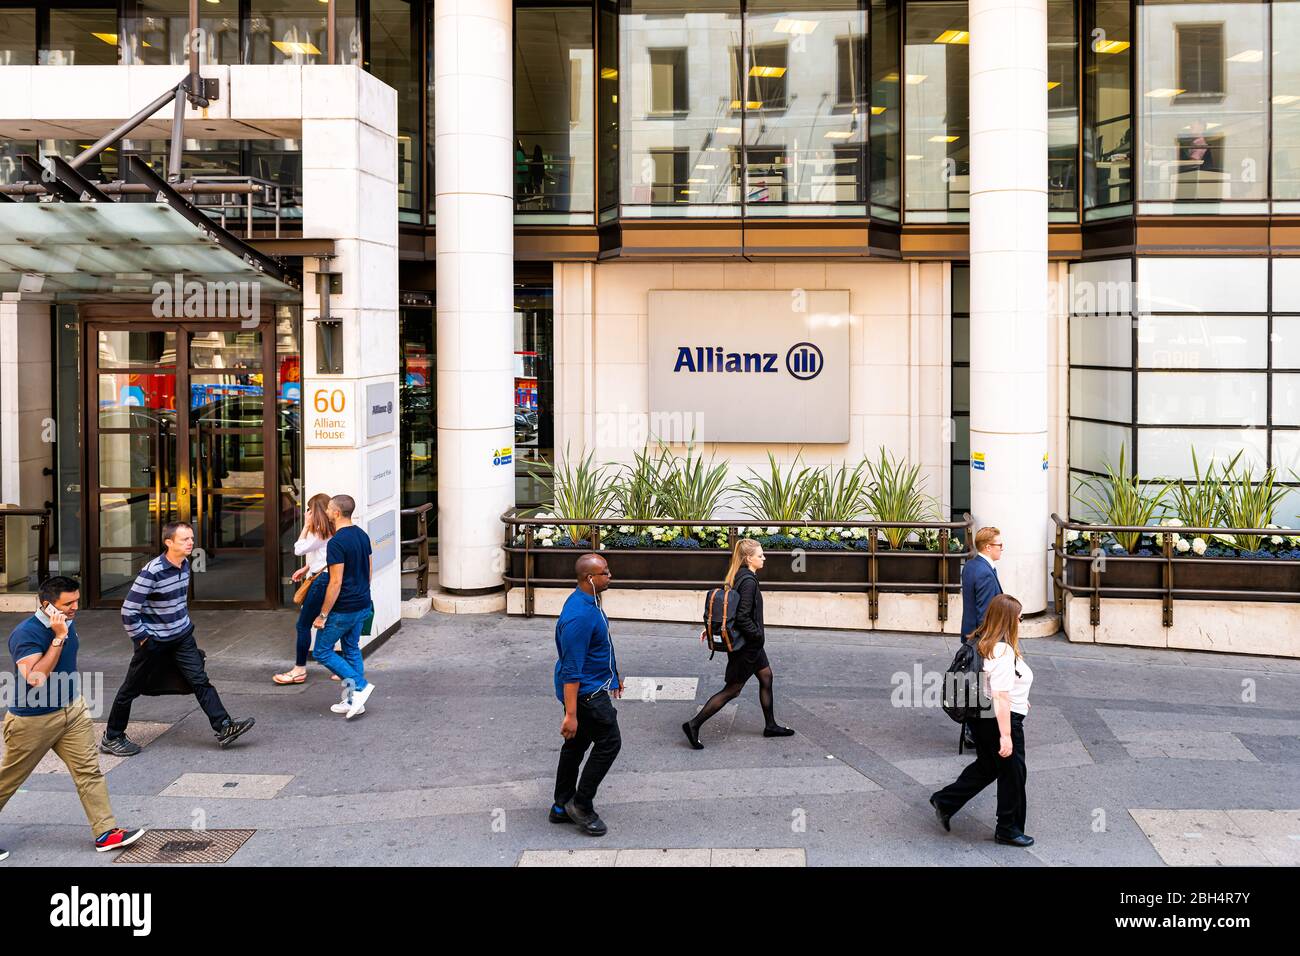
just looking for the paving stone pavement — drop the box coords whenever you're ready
[1,608,1298,866]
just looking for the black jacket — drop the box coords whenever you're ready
[733,567,765,648]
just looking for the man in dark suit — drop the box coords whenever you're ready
[959,527,1004,747]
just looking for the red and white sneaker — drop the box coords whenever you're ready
[94,827,146,853]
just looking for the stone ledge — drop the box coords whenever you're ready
[431,590,505,615]
[1064,594,1300,659]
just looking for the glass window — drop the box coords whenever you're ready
[1136,314,1267,368]
[515,5,595,220]
[122,0,239,65]
[248,0,358,64]
[1138,0,1268,204]
[1047,0,1078,218]
[1274,0,1300,204]
[1137,371,1267,425]
[741,1,867,215]
[43,6,118,65]
[1070,419,1133,475]
[1137,257,1268,313]
[0,7,37,64]
[620,1,742,216]
[1084,0,1132,216]
[1139,427,1267,477]
[369,0,420,217]
[1071,314,1132,367]
[1071,368,1134,422]
[870,0,901,220]
[515,284,553,509]
[903,0,968,221]
[399,307,437,551]
[598,0,619,218]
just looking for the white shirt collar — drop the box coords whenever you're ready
[980,552,998,571]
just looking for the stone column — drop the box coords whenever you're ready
[301,65,402,636]
[968,0,1048,612]
[434,0,515,592]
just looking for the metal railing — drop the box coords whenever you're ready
[501,511,974,621]
[1051,513,1300,627]
[189,176,292,239]
[0,506,52,589]
[401,503,433,599]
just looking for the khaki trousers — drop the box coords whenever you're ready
[0,698,117,837]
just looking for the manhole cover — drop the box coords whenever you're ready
[114,829,256,865]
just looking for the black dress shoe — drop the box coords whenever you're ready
[994,832,1035,847]
[563,798,608,837]
[763,725,795,737]
[682,721,703,750]
[929,796,951,832]
[548,805,572,825]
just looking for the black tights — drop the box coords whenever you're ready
[691,667,779,730]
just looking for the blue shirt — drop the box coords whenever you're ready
[7,613,80,716]
[326,525,373,613]
[554,589,619,702]
[121,554,192,643]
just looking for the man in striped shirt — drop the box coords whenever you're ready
[100,522,255,754]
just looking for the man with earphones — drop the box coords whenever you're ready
[549,552,623,837]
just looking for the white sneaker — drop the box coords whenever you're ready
[345,682,375,719]
[329,700,351,714]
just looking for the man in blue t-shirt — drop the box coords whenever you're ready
[0,577,144,860]
[312,494,375,719]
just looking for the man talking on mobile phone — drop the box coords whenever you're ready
[0,576,145,861]
[549,553,623,837]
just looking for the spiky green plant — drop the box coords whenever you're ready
[614,443,673,521]
[808,460,871,523]
[1167,447,1236,531]
[1071,445,1169,553]
[657,438,732,539]
[530,444,619,545]
[862,447,941,549]
[1220,459,1288,551]
[732,452,819,533]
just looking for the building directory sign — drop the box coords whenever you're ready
[368,508,398,572]
[367,445,396,505]
[304,380,356,448]
[365,381,396,439]
[647,290,851,443]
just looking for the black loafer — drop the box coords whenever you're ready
[929,796,951,832]
[763,725,795,737]
[563,798,608,837]
[994,832,1035,848]
[548,805,572,825]
[682,721,703,750]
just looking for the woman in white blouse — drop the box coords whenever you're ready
[273,493,334,685]
[929,593,1035,847]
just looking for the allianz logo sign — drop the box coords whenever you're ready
[672,342,824,381]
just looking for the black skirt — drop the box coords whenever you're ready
[724,645,770,686]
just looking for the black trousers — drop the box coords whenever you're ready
[106,632,231,736]
[553,690,621,812]
[932,713,1027,838]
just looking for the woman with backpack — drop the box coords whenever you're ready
[929,593,1035,847]
[682,538,794,749]
[273,492,335,685]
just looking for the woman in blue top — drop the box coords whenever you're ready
[682,538,794,749]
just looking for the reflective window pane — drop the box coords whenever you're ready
[1136,315,1267,369]
[1048,0,1078,217]
[1070,314,1132,367]
[99,494,158,549]
[1138,427,1267,478]
[869,0,900,219]
[0,8,36,65]
[98,551,155,599]
[122,0,241,65]
[43,8,118,65]
[1070,419,1133,474]
[1071,368,1133,422]
[741,1,867,214]
[190,331,262,369]
[97,374,178,428]
[1084,0,1132,215]
[1274,0,1300,202]
[1136,257,1268,313]
[190,374,264,426]
[903,1,968,220]
[99,431,163,490]
[248,0,359,65]
[98,330,177,369]
[620,1,742,215]
[1271,373,1300,426]
[515,6,595,217]
[371,0,419,215]
[1137,371,1267,425]
[1139,0,1268,203]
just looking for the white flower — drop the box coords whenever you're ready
[1175,537,1190,553]
[535,511,552,520]
[766,526,779,536]
[541,538,554,547]
[1216,533,1236,546]
[1272,535,1284,545]
[1165,518,1183,528]
[1267,524,1279,530]
[1111,543,1125,553]
[1064,529,1080,543]
[535,527,552,540]
[1192,537,1207,555]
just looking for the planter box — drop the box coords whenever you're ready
[1063,553,1300,602]
[508,546,961,593]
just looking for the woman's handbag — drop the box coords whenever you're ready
[292,571,319,606]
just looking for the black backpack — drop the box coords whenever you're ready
[701,585,744,659]
[941,639,988,751]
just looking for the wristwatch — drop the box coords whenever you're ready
[51,637,66,647]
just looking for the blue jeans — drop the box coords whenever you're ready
[294,574,328,667]
[312,606,370,692]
